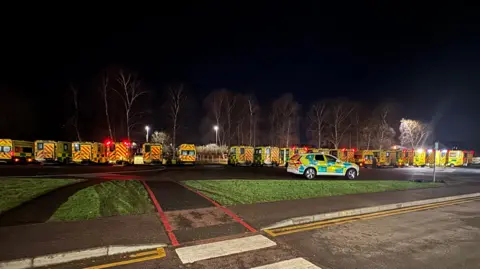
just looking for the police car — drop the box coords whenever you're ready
[287,153,359,179]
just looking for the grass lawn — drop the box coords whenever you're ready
[183,180,442,206]
[50,180,155,221]
[0,178,79,213]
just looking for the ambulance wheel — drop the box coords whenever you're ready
[345,168,357,180]
[450,164,455,168]
[304,168,316,180]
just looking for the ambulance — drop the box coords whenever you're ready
[0,139,34,164]
[354,150,374,167]
[142,143,163,164]
[105,140,133,165]
[72,142,107,164]
[446,150,464,167]
[413,148,426,167]
[397,149,414,167]
[229,146,254,166]
[253,146,280,166]
[463,150,474,166]
[371,150,398,167]
[330,148,356,163]
[279,147,290,166]
[178,144,196,164]
[425,149,447,167]
[34,140,72,164]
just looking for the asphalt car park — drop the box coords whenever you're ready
[1,163,479,185]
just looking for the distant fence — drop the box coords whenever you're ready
[197,154,228,164]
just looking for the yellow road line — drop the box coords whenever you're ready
[268,198,468,234]
[129,250,158,258]
[84,248,166,269]
[265,198,480,237]
[273,197,479,233]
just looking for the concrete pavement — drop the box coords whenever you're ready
[0,214,169,261]
[229,184,480,229]
[278,199,480,269]
[53,199,480,269]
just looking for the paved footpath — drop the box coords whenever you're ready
[229,184,480,229]
[143,180,257,245]
[3,176,480,268]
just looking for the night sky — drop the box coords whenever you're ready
[1,3,480,149]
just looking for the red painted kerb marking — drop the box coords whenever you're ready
[181,184,257,233]
[141,181,180,246]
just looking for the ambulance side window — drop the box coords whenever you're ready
[386,152,390,157]
[1,146,11,153]
[74,144,80,152]
[63,144,68,151]
[23,147,32,153]
[37,143,44,150]
[145,145,151,152]
[266,148,271,155]
[240,148,245,154]
[314,155,325,161]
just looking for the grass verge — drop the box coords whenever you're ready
[183,180,442,206]
[0,178,79,213]
[50,180,155,221]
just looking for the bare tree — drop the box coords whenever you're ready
[399,118,431,148]
[373,103,396,150]
[326,99,355,149]
[167,84,186,158]
[69,85,82,141]
[100,73,114,140]
[271,94,299,147]
[224,92,237,146]
[246,95,258,146]
[204,89,227,145]
[151,131,173,156]
[307,101,327,148]
[360,124,374,149]
[113,70,147,141]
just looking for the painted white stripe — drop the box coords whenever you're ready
[250,258,321,269]
[0,258,32,269]
[32,247,108,267]
[175,235,276,264]
[107,243,167,255]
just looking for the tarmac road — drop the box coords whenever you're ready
[1,164,480,184]
[0,164,163,177]
[278,199,480,269]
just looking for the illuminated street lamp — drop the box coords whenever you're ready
[145,125,150,143]
[213,125,219,145]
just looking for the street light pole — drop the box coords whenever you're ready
[145,126,150,143]
[213,125,219,145]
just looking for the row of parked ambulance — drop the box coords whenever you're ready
[228,146,475,168]
[0,139,197,165]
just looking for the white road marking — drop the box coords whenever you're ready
[175,235,276,264]
[250,258,321,269]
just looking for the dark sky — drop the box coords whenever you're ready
[1,2,480,148]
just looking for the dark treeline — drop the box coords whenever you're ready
[0,69,433,150]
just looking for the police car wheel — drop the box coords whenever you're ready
[345,168,357,180]
[304,168,316,179]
